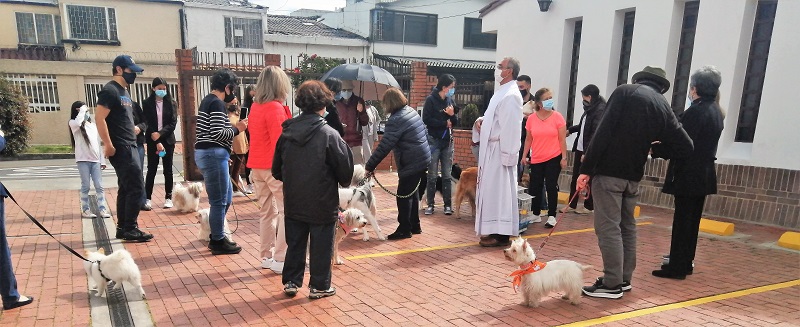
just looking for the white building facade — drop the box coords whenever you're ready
[481,0,799,228]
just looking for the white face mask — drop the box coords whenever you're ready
[495,69,504,82]
[341,91,352,100]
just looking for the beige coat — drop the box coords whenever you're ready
[229,112,249,155]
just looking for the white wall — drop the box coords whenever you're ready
[481,0,800,170]
[184,4,265,53]
[265,35,369,64]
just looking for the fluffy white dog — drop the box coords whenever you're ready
[173,182,204,213]
[83,248,145,299]
[196,208,233,242]
[333,208,368,265]
[503,237,589,307]
[338,185,385,241]
[351,164,367,187]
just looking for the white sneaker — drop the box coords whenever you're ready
[270,260,284,274]
[99,209,111,218]
[530,215,542,223]
[575,207,593,214]
[544,216,557,228]
[82,210,97,218]
[233,191,245,197]
[261,257,274,269]
[164,199,173,208]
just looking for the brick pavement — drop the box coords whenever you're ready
[0,170,798,326]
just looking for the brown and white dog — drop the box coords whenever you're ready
[173,182,203,213]
[338,185,385,241]
[454,167,478,219]
[333,208,368,265]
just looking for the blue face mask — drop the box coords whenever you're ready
[341,91,352,100]
[542,99,555,110]
[447,88,455,97]
[155,89,167,98]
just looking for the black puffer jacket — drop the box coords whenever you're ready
[366,106,430,178]
[273,113,354,224]
[569,99,606,152]
[652,97,724,196]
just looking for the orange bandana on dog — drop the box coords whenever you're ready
[338,211,349,235]
[509,260,547,293]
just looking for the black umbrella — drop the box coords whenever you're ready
[320,63,401,101]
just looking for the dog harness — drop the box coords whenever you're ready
[337,211,349,235]
[94,260,112,282]
[509,260,547,293]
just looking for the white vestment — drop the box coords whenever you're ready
[475,80,523,236]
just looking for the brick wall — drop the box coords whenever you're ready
[410,61,437,109]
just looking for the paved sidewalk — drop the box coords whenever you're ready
[0,171,798,326]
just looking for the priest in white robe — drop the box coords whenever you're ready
[474,57,523,247]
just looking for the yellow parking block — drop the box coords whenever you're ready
[634,206,641,218]
[699,218,735,236]
[777,231,800,251]
[558,192,569,205]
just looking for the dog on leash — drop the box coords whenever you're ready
[196,208,233,242]
[419,163,462,201]
[503,237,590,307]
[173,182,204,213]
[454,167,478,219]
[338,185,385,241]
[351,164,367,187]
[333,208,368,265]
[83,248,146,299]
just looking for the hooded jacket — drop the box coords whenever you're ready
[365,106,430,178]
[273,113,354,224]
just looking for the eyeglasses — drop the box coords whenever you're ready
[497,64,507,69]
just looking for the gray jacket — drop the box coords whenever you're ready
[365,106,430,178]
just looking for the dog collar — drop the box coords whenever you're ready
[338,211,349,235]
[509,260,547,293]
[94,260,112,282]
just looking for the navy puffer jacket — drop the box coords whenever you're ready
[365,106,430,177]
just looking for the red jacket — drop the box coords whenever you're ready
[335,95,368,147]
[246,100,290,169]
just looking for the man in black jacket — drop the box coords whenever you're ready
[577,66,693,299]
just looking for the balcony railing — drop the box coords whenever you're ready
[0,44,66,61]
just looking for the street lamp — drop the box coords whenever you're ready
[537,0,552,12]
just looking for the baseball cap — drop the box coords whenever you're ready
[112,55,144,73]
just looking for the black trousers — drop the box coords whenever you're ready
[568,151,593,210]
[528,155,562,217]
[282,217,335,290]
[398,170,426,233]
[108,144,145,231]
[145,142,175,200]
[668,195,706,273]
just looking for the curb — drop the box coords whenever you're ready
[699,218,735,236]
[777,231,800,250]
[0,153,74,161]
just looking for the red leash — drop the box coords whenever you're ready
[534,187,589,255]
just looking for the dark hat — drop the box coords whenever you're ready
[631,66,670,94]
[112,55,144,73]
[152,77,167,88]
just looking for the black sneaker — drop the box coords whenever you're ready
[598,277,632,292]
[308,287,336,299]
[582,277,623,299]
[115,228,123,239]
[283,282,298,297]
[208,237,241,255]
[119,228,154,242]
[443,207,454,215]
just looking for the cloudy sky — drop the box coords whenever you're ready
[250,0,346,15]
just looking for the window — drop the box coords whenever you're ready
[3,74,60,113]
[224,17,263,49]
[671,1,700,116]
[371,9,437,45]
[463,18,496,49]
[736,0,777,143]
[566,20,582,127]
[65,5,118,41]
[15,12,62,45]
[616,11,635,86]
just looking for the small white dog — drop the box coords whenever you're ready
[351,164,367,187]
[338,185,385,241]
[333,208,368,265]
[503,237,589,307]
[83,248,145,299]
[196,208,233,242]
[173,182,204,213]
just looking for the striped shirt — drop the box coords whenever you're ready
[195,94,239,151]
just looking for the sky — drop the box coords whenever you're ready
[250,0,346,15]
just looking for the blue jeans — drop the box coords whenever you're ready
[0,189,21,305]
[426,135,453,207]
[195,147,233,241]
[137,144,145,170]
[77,162,108,212]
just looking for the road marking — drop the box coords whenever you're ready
[346,222,653,260]
[559,279,800,327]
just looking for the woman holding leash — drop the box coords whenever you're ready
[68,101,111,219]
[365,88,430,240]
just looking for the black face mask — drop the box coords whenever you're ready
[582,100,591,107]
[224,92,236,103]
[122,72,137,85]
[520,89,528,97]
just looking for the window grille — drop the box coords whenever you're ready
[84,82,179,108]
[224,17,263,49]
[66,5,117,41]
[15,12,61,45]
[3,74,60,113]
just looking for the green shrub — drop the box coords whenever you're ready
[460,103,480,129]
[0,76,32,156]
[290,53,345,88]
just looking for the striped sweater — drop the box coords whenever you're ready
[195,94,240,151]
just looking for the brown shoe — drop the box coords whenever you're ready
[479,238,499,247]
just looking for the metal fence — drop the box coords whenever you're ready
[2,73,60,113]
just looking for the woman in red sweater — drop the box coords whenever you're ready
[247,66,293,273]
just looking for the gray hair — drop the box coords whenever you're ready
[690,65,722,98]
[505,57,520,79]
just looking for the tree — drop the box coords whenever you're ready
[290,53,344,88]
[0,76,31,156]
